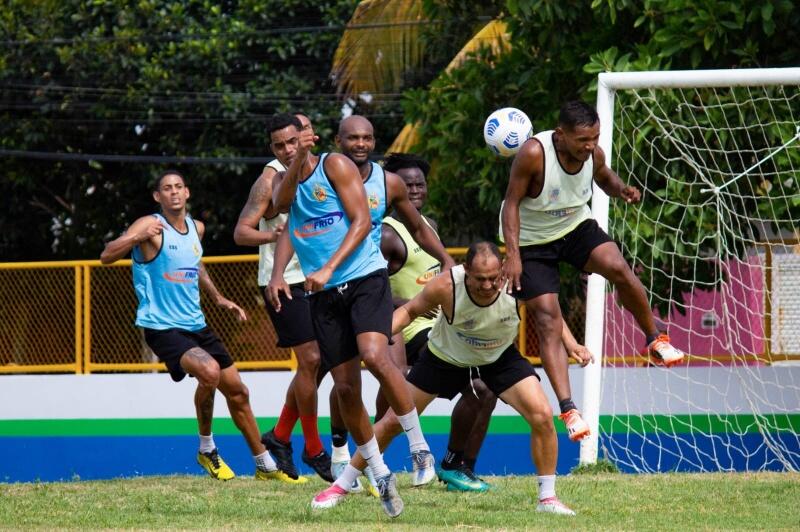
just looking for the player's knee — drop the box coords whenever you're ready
[532,311,560,336]
[297,352,321,378]
[528,406,555,434]
[195,362,220,388]
[334,381,361,404]
[361,347,390,374]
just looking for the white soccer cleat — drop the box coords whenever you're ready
[375,473,404,518]
[536,497,576,516]
[559,409,590,442]
[648,334,685,368]
[311,484,349,510]
[410,449,436,486]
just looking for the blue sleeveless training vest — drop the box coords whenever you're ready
[288,153,386,289]
[132,213,206,331]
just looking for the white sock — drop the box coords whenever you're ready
[333,464,361,491]
[396,408,429,453]
[538,475,556,500]
[331,443,351,463]
[357,437,391,479]
[254,451,277,472]
[199,433,215,454]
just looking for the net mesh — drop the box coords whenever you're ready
[602,81,800,472]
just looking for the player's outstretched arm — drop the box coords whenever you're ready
[196,221,247,321]
[392,271,452,335]
[100,215,163,264]
[303,153,371,292]
[501,139,542,293]
[592,146,641,203]
[387,171,455,271]
[233,168,282,246]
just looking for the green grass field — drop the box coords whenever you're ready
[2,471,798,530]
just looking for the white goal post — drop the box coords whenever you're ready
[580,67,800,468]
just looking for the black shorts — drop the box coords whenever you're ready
[143,327,234,382]
[407,343,539,400]
[514,218,613,300]
[262,283,315,348]
[309,269,393,371]
[405,327,431,367]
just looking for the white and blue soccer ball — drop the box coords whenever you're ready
[483,107,533,157]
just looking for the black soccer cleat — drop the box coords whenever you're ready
[302,449,334,483]
[261,429,299,479]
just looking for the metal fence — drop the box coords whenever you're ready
[0,251,575,375]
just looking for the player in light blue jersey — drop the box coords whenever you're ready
[268,118,435,518]
[327,116,455,481]
[101,171,298,484]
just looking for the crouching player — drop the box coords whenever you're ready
[312,241,577,516]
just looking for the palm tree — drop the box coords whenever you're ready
[330,0,510,152]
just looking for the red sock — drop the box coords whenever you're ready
[300,414,323,456]
[274,404,299,443]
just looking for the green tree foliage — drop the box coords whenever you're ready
[407,0,799,245]
[401,0,800,313]
[0,0,361,260]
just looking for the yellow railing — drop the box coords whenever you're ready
[0,252,557,375]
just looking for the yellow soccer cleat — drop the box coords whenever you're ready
[255,468,309,484]
[197,449,235,481]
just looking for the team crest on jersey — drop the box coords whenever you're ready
[313,184,327,202]
[368,193,379,210]
[192,243,201,256]
[462,318,477,330]
[549,188,560,202]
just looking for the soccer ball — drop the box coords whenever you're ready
[483,107,533,157]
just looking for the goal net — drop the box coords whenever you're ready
[583,69,800,472]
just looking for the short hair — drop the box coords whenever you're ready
[152,169,186,191]
[267,113,303,137]
[466,241,502,267]
[382,152,431,177]
[558,100,599,129]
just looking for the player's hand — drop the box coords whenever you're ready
[135,218,165,243]
[304,266,333,293]
[216,297,247,321]
[268,223,285,243]
[502,254,523,294]
[297,129,319,158]
[567,343,594,367]
[620,185,641,204]
[267,276,291,312]
[421,306,440,320]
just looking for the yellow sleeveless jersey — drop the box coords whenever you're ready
[383,216,441,343]
[499,130,593,246]
[428,265,520,367]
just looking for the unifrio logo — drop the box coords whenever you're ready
[293,211,344,238]
[163,267,199,283]
[415,264,441,285]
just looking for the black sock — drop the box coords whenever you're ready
[441,447,464,470]
[559,398,577,414]
[331,426,348,448]
[462,457,477,471]
[645,331,660,345]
